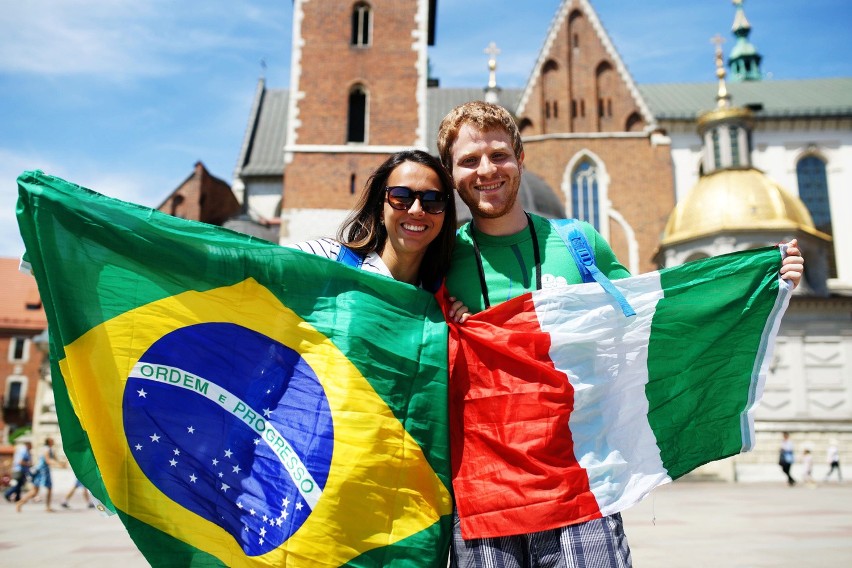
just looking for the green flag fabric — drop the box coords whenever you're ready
[16,171,452,567]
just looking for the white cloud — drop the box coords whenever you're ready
[0,1,287,79]
[0,147,174,258]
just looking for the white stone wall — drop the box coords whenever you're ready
[278,208,350,244]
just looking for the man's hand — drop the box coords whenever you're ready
[780,238,804,289]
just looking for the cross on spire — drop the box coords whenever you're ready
[484,42,500,89]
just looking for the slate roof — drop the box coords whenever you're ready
[237,88,290,177]
[639,78,852,120]
[425,87,523,153]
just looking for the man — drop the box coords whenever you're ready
[437,100,804,567]
[779,431,796,486]
[3,440,32,503]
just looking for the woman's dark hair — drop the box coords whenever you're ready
[337,149,457,287]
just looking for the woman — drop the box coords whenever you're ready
[16,437,64,512]
[293,149,469,320]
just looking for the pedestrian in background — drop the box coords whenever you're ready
[825,442,842,482]
[779,432,796,486]
[16,437,64,512]
[3,440,32,503]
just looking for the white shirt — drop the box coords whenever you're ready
[289,238,393,279]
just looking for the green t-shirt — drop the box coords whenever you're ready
[446,213,630,313]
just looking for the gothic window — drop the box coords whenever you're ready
[625,112,644,132]
[170,194,185,217]
[568,10,583,50]
[797,156,831,231]
[797,155,835,276]
[347,85,367,143]
[351,2,371,47]
[571,159,600,231]
[594,61,615,129]
[542,59,559,125]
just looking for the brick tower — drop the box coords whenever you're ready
[279,0,435,242]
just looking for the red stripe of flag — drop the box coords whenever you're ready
[443,289,603,539]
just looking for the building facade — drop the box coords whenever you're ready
[0,258,47,445]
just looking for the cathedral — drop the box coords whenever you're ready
[231,0,851,480]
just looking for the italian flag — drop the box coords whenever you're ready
[446,247,792,539]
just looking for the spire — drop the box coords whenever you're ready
[712,35,731,109]
[483,42,502,104]
[697,36,754,175]
[728,0,762,81]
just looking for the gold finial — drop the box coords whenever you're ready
[484,42,501,89]
[711,34,730,108]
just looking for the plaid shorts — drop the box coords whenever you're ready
[451,511,632,568]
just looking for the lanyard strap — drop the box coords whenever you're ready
[470,212,541,309]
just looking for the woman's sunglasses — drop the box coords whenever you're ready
[385,186,447,215]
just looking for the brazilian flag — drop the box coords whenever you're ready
[16,171,452,567]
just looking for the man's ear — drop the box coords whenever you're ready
[518,150,525,170]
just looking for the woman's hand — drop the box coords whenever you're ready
[447,296,471,324]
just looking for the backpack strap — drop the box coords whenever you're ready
[335,244,365,269]
[550,219,636,317]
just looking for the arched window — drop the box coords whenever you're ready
[347,85,367,143]
[517,117,533,134]
[351,2,371,47]
[571,159,600,230]
[625,112,644,132]
[797,155,835,276]
[797,156,831,233]
[594,61,615,129]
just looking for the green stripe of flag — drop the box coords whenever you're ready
[646,247,787,479]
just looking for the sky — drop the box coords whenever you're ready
[2,0,851,258]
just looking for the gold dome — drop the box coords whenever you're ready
[662,168,831,246]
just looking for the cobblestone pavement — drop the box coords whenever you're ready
[2,472,850,566]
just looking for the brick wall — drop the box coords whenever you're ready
[520,6,647,135]
[524,137,674,274]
